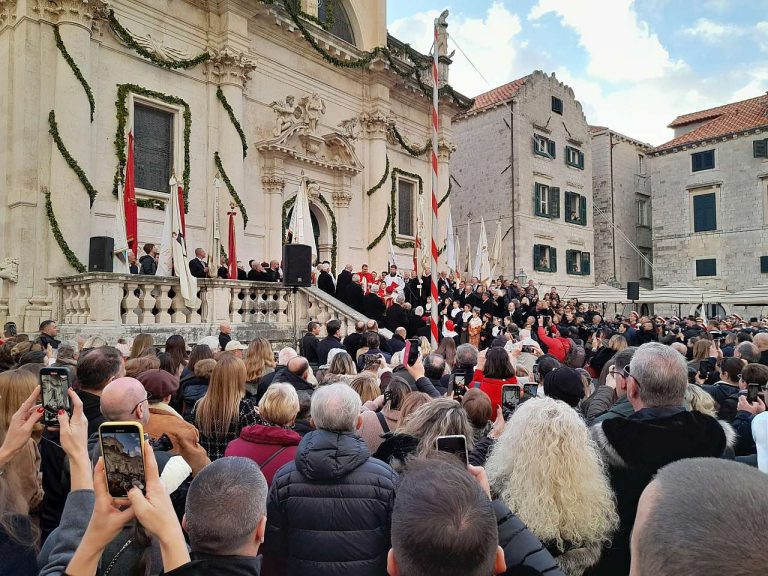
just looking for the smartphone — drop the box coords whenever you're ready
[273,351,280,362]
[435,434,468,466]
[523,383,539,398]
[406,338,420,366]
[748,383,760,404]
[532,363,540,382]
[40,366,73,426]
[502,384,521,411]
[99,422,146,499]
[521,345,534,354]
[448,373,467,398]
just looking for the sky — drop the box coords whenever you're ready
[387,0,768,145]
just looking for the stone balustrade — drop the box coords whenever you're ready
[47,273,368,343]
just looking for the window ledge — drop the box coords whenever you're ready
[534,151,554,160]
[691,229,721,236]
[136,188,169,200]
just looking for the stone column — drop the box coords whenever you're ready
[332,173,352,273]
[262,173,285,259]
[46,0,103,279]
[361,103,390,270]
[209,47,255,263]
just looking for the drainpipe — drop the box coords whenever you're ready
[609,133,617,283]
[510,102,517,275]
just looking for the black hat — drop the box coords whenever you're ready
[543,367,585,408]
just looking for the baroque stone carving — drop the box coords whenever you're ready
[34,0,108,26]
[359,111,390,138]
[337,117,360,141]
[269,93,327,138]
[0,0,17,28]
[208,46,257,87]
[0,257,19,283]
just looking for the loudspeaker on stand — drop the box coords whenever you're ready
[282,244,312,287]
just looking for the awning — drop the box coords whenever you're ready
[637,283,728,304]
[718,285,768,306]
[562,283,646,304]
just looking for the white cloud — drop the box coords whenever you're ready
[388,3,527,96]
[528,0,685,82]
[682,18,745,42]
[731,67,768,102]
[757,22,768,52]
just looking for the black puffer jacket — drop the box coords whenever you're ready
[494,501,566,576]
[701,381,741,422]
[262,429,397,576]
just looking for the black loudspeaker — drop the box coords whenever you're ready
[89,236,114,272]
[627,282,640,301]
[283,244,312,287]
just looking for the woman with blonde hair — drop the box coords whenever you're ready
[129,333,154,359]
[0,370,43,512]
[319,350,357,384]
[124,355,161,379]
[685,383,717,418]
[485,397,618,575]
[225,383,301,485]
[192,353,259,460]
[349,373,380,404]
[244,337,276,397]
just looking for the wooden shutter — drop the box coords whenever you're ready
[549,247,557,273]
[532,136,539,155]
[548,139,556,159]
[549,187,560,218]
[564,192,572,221]
[579,194,587,225]
[581,252,591,275]
[693,193,716,232]
[533,244,541,271]
[695,258,716,277]
[754,139,768,158]
[534,184,542,216]
[578,150,585,169]
[761,256,768,274]
[566,250,576,274]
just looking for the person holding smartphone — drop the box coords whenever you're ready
[470,347,519,416]
[700,357,746,422]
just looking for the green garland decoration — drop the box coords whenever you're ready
[136,198,165,210]
[281,192,338,273]
[44,189,87,273]
[390,167,423,249]
[437,178,451,208]
[391,124,431,157]
[48,110,98,207]
[366,155,390,196]
[262,0,335,31]
[216,87,248,158]
[214,151,248,228]
[366,205,391,251]
[113,84,191,212]
[54,26,95,122]
[107,10,210,70]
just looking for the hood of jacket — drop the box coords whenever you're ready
[294,429,370,481]
[239,423,301,446]
[594,409,734,472]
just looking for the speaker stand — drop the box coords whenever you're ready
[291,286,299,352]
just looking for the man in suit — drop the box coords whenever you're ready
[300,321,322,367]
[267,260,282,282]
[189,248,209,278]
[127,249,139,274]
[345,274,365,313]
[236,261,248,280]
[248,260,271,281]
[386,294,409,334]
[362,289,386,324]
[317,261,335,296]
[336,264,353,303]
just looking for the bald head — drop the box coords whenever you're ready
[287,356,309,379]
[219,322,231,335]
[100,377,149,424]
[395,327,407,339]
[670,342,687,356]
[754,332,768,351]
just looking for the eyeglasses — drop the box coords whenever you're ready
[608,368,624,378]
[622,365,641,388]
[738,374,743,381]
[131,392,152,415]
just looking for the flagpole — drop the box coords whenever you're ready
[429,16,440,348]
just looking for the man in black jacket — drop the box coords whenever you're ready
[317,262,335,296]
[336,264,353,302]
[300,321,321,367]
[316,319,345,366]
[589,342,733,576]
[343,320,366,358]
[262,383,398,576]
[247,261,271,281]
[439,343,478,391]
[345,274,365,314]
[38,319,61,350]
[423,353,448,395]
[388,457,564,576]
[189,248,209,278]
[139,243,158,275]
[271,356,315,395]
[385,294,409,334]
[218,322,232,352]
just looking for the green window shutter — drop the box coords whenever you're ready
[548,139,556,159]
[564,192,572,221]
[549,187,560,219]
[534,184,542,216]
[533,244,541,271]
[754,139,768,158]
[693,193,716,232]
[581,252,591,275]
[566,250,575,274]
[761,256,768,273]
[579,195,587,225]
[550,247,557,273]
[578,151,585,169]
[533,137,539,155]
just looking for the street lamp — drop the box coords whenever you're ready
[515,268,527,285]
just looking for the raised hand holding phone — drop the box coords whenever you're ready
[0,385,43,466]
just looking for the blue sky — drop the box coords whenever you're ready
[388,0,768,145]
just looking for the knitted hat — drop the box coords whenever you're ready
[543,367,585,408]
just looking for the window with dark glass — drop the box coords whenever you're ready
[565,146,585,169]
[317,1,356,45]
[134,103,174,194]
[565,192,587,225]
[695,258,717,277]
[534,183,560,219]
[534,244,557,273]
[691,149,715,172]
[397,179,414,237]
[692,192,717,232]
[534,134,556,159]
[566,250,590,275]
[761,256,768,274]
[551,96,563,114]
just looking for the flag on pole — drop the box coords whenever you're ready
[113,180,130,273]
[177,185,186,238]
[124,132,138,255]
[453,222,461,278]
[473,217,491,284]
[445,209,456,272]
[227,204,237,280]
[490,220,502,278]
[387,233,398,268]
[289,177,317,260]
[464,222,472,279]
[209,175,222,277]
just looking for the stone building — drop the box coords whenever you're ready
[590,126,653,289]
[0,0,469,331]
[451,71,594,290]
[650,94,768,298]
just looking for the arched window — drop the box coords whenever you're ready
[318,1,355,46]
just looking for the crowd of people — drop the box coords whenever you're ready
[2,281,768,575]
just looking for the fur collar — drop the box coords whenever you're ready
[592,410,735,470]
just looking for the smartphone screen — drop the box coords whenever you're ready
[748,384,760,404]
[532,363,540,382]
[523,383,538,398]
[435,435,468,466]
[40,367,72,426]
[99,422,146,498]
[521,345,533,354]
[699,360,711,378]
[406,338,420,366]
[449,374,467,398]
[502,385,521,410]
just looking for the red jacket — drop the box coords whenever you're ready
[225,424,301,486]
[471,369,519,416]
[537,326,571,363]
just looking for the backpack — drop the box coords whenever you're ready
[564,338,586,368]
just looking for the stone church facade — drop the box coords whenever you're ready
[0,0,469,330]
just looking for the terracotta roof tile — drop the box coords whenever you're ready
[463,76,530,114]
[654,94,768,153]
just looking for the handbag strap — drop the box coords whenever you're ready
[375,410,390,433]
[258,445,290,470]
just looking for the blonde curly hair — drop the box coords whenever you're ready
[485,397,618,555]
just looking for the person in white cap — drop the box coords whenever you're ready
[224,340,248,359]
